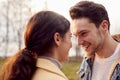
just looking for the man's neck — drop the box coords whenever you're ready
[96,37,119,58]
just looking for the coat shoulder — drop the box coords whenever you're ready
[32,68,68,80]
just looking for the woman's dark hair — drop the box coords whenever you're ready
[69,1,110,30]
[1,11,70,80]
[112,34,120,42]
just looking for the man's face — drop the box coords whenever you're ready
[71,18,104,56]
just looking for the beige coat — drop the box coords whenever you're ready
[32,58,68,80]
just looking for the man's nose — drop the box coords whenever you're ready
[77,38,84,46]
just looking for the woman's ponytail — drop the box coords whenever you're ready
[1,49,37,80]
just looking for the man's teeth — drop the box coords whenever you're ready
[83,43,90,49]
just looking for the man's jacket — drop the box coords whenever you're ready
[78,51,120,80]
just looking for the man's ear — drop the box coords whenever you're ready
[101,20,109,31]
[54,32,62,46]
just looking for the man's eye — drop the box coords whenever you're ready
[82,32,86,35]
[80,32,87,37]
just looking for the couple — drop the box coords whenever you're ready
[1,1,120,80]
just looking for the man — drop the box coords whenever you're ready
[69,1,120,80]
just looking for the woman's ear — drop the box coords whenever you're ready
[54,32,62,46]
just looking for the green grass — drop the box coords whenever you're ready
[61,56,82,80]
[0,58,6,80]
[0,58,5,69]
[62,62,80,80]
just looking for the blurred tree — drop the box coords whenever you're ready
[75,45,81,60]
[0,0,32,58]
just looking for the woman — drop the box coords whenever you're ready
[112,34,120,42]
[1,11,72,80]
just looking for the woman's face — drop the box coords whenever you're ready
[58,30,72,62]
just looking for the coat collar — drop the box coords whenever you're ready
[36,58,68,80]
[107,48,120,80]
